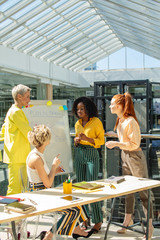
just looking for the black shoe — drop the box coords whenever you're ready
[72,229,94,239]
[36,231,47,240]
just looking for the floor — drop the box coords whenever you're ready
[0,215,160,240]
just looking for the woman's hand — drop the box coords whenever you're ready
[105,141,117,149]
[79,133,88,141]
[52,154,60,167]
[79,133,95,145]
[74,137,80,146]
[106,131,117,137]
[55,166,64,174]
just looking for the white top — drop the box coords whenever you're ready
[26,148,50,183]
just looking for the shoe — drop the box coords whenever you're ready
[117,220,134,234]
[35,231,47,240]
[72,229,94,239]
[92,228,101,234]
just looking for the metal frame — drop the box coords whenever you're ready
[104,190,152,240]
[92,0,160,60]
[1,0,160,71]
[94,79,152,133]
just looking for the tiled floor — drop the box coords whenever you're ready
[0,215,160,240]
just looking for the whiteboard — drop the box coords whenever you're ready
[23,100,73,174]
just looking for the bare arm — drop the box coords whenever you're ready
[106,141,128,149]
[79,133,95,145]
[106,131,118,138]
[28,154,61,188]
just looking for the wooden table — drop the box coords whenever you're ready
[0,176,160,240]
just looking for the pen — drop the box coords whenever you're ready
[28,198,37,205]
[61,168,65,172]
[67,174,71,183]
[110,184,116,189]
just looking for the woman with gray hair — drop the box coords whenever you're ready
[1,84,32,195]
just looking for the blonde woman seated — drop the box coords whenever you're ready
[26,125,93,240]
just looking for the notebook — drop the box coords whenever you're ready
[0,196,20,204]
[99,176,125,184]
[6,202,36,214]
[72,181,104,190]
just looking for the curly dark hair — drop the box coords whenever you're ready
[72,97,98,118]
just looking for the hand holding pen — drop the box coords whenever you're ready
[56,165,65,174]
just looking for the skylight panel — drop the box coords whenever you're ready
[0,19,13,30]
[70,8,90,22]
[61,1,85,16]
[44,22,68,37]
[54,27,75,40]
[0,0,21,12]
[1,26,24,42]
[11,0,41,19]
[21,36,43,51]
[52,0,69,9]
[76,15,96,28]
[35,16,59,31]
[26,8,52,26]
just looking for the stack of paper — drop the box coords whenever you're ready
[99,176,125,184]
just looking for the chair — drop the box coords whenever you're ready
[19,167,58,239]
[19,166,40,239]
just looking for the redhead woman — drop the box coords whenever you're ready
[26,125,93,240]
[105,93,154,240]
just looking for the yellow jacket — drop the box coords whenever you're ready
[75,117,104,148]
[1,104,32,164]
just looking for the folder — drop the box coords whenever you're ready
[72,181,104,190]
[0,196,21,204]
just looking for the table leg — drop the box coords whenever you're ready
[11,221,18,240]
[104,198,116,240]
[146,189,151,240]
[18,219,27,240]
[104,194,147,239]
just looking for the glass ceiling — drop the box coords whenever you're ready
[0,0,159,71]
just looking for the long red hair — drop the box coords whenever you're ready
[113,92,139,131]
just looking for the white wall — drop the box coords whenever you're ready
[0,46,90,88]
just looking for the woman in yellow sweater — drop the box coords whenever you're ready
[72,97,104,233]
[105,92,153,240]
[1,84,32,195]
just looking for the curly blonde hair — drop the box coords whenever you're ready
[28,125,51,147]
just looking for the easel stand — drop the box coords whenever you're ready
[104,189,151,240]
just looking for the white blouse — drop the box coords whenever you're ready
[26,148,50,183]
